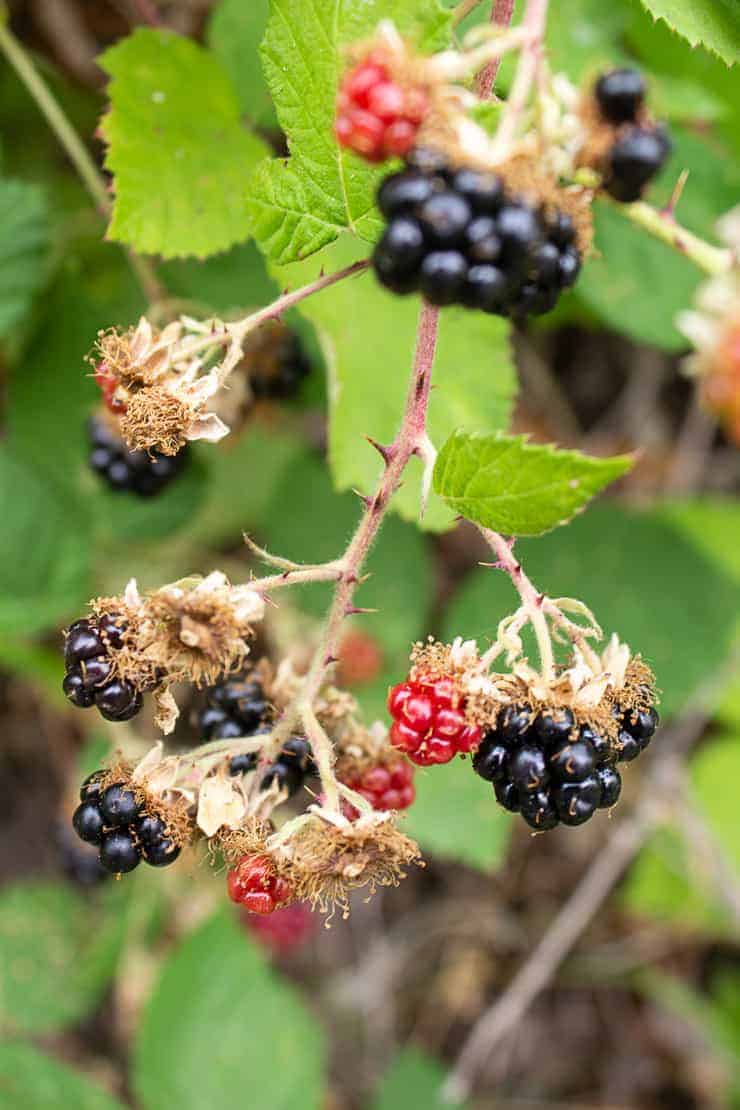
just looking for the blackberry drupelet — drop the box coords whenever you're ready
[604,126,671,203]
[473,699,658,831]
[372,155,582,318]
[88,415,188,498]
[260,736,315,798]
[196,673,273,741]
[63,615,143,723]
[595,68,646,124]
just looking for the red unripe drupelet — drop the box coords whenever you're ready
[388,676,481,766]
[335,54,428,163]
[227,854,293,916]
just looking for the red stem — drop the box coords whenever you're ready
[474,0,517,99]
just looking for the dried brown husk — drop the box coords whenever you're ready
[119,387,193,456]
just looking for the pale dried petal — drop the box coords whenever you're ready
[197,774,246,837]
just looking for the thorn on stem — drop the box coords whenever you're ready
[345,605,377,616]
[324,653,339,667]
[365,435,394,464]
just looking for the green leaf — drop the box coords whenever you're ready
[133,910,325,1110]
[638,0,740,67]
[0,178,48,338]
[374,1047,460,1109]
[0,1042,125,1110]
[206,0,278,129]
[404,756,512,871]
[99,29,269,259]
[247,0,452,263]
[434,430,631,537]
[578,127,740,350]
[0,448,91,635]
[442,505,740,719]
[0,882,129,1035]
[273,238,516,530]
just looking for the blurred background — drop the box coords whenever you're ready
[0,0,738,1107]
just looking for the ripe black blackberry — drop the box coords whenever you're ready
[373,154,582,317]
[260,735,315,798]
[595,68,646,124]
[473,700,659,830]
[70,772,181,875]
[249,330,311,400]
[88,415,188,498]
[63,615,143,723]
[593,68,670,203]
[197,673,273,741]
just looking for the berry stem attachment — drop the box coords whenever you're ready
[0,14,163,305]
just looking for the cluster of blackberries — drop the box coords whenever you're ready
[72,773,180,875]
[373,151,581,317]
[473,701,658,830]
[63,615,142,723]
[249,332,311,400]
[197,674,314,798]
[88,416,189,498]
[595,68,670,203]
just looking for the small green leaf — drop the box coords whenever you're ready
[0,448,91,635]
[247,0,452,263]
[99,29,269,259]
[638,0,739,67]
[404,757,512,871]
[0,882,129,1035]
[272,238,516,530]
[0,178,48,338]
[434,431,631,537]
[374,1047,461,1109]
[0,1042,125,1110]
[206,0,278,129]
[133,910,325,1110]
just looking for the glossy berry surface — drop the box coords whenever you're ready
[605,126,671,203]
[595,68,646,124]
[99,829,141,874]
[473,699,656,831]
[88,416,188,499]
[63,613,143,725]
[72,801,105,844]
[198,673,272,740]
[227,854,293,915]
[335,54,427,163]
[388,675,481,766]
[373,158,582,318]
[100,783,141,826]
[142,837,181,868]
[345,759,415,811]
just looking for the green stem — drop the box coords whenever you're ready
[618,199,734,277]
[0,14,163,304]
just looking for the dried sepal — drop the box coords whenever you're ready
[270,807,422,918]
[197,770,248,838]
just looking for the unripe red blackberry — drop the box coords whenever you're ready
[388,675,481,766]
[335,55,428,163]
[344,759,415,812]
[227,854,293,915]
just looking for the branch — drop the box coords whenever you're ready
[490,0,549,161]
[474,0,516,98]
[617,198,735,277]
[443,687,721,1103]
[0,13,164,305]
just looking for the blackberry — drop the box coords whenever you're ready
[230,752,258,776]
[372,158,582,317]
[100,783,142,827]
[261,735,314,798]
[604,126,671,203]
[197,672,273,741]
[63,613,145,725]
[595,68,646,124]
[135,814,167,844]
[250,332,311,400]
[72,801,105,844]
[476,703,655,831]
[88,416,188,498]
[99,830,140,875]
[141,837,181,868]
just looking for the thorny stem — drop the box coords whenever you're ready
[0,14,163,305]
[265,302,440,804]
[618,199,735,277]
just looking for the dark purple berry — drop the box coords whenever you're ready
[261,761,304,797]
[615,728,641,763]
[142,838,181,867]
[373,217,425,292]
[464,216,501,262]
[580,724,612,763]
[595,68,646,124]
[597,766,622,808]
[99,783,141,827]
[521,789,559,830]
[451,168,503,214]
[462,264,508,312]
[199,705,230,738]
[135,814,167,844]
[378,170,437,216]
[554,776,600,825]
[548,211,575,248]
[512,282,559,317]
[472,734,509,782]
[405,147,451,178]
[72,801,105,845]
[63,669,95,709]
[532,241,560,286]
[509,746,549,793]
[494,779,520,813]
[499,705,533,744]
[606,127,670,202]
[277,736,314,773]
[95,680,142,722]
[230,752,258,775]
[79,657,113,691]
[556,246,581,289]
[535,707,575,746]
[99,614,126,649]
[79,771,104,802]
[99,830,141,874]
[65,625,104,665]
[419,250,468,305]
[624,706,658,743]
[549,739,596,782]
[495,203,541,267]
[418,191,472,247]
